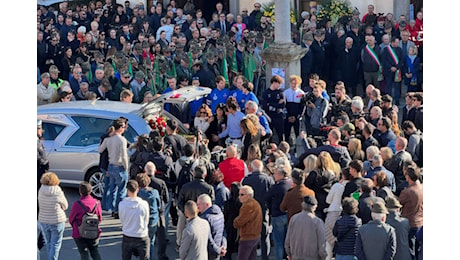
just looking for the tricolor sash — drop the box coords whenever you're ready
[387,45,402,82]
[365,44,383,81]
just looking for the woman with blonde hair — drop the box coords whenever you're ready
[305,151,340,221]
[303,154,318,175]
[348,138,366,161]
[38,172,68,260]
[240,118,261,161]
[380,146,394,169]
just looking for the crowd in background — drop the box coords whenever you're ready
[37,1,423,260]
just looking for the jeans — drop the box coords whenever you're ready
[100,169,111,211]
[335,255,357,260]
[156,215,168,260]
[40,222,65,260]
[409,227,420,260]
[74,237,102,260]
[271,215,287,260]
[164,190,173,235]
[108,164,128,212]
[148,224,158,260]
[122,235,150,260]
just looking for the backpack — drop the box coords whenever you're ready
[176,160,194,194]
[76,201,99,239]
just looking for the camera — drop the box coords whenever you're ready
[210,149,226,168]
[301,91,316,104]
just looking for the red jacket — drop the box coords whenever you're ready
[68,195,102,239]
[219,157,245,188]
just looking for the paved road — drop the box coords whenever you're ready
[39,186,182,260]
[39,187,278,260]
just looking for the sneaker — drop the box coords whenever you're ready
[112,212,119,219]
[257,249,261,256]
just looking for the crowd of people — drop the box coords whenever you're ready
[37,1,424,260]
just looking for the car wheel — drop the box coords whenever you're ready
[86,169,104,199]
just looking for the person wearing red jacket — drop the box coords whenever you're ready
[218,145,249,188]
[69,182,103,260]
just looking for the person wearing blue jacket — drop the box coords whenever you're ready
[197,194,227,260]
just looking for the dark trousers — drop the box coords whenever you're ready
[122,235,150,260]
[269,116,284,143]
[74,237,102,260]
[284,117,300,144]
[409,227,420,260]
[237,238,260,260]
[156,215,168,260]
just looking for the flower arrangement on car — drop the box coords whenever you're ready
[317,0,354,26]
[148,116,167,137]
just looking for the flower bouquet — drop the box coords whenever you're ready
[262,1,297,25]
[148,116,167,137]
[317,0,354,26]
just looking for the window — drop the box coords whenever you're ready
[66,116,113,146]
[65,116,138,146]
[41,122,66,141]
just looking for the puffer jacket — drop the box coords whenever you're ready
[38,185,68,224]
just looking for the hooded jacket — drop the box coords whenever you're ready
[38,185,68,224]
[119,197,149,238]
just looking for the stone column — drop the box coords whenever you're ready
[393,0,410,21]
[274,0,291,44]
[260,0,307,90]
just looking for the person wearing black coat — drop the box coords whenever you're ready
[300,33,314,90]
[381,37,404,105]
[310,32,326,79]
[333,197,362,258]
[337,37,361,96]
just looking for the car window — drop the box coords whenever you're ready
[41,122,66,141]
[65,116,113,146]
[123,125,138,143]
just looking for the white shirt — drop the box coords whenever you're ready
[284,87,305,103]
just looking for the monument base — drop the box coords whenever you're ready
[260,42,308,91]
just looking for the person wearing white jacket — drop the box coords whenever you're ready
[38,172,68,260]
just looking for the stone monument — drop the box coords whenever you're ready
[260,0,307,89]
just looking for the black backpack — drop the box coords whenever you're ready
[176,161,194,194]
[76,201,100,239]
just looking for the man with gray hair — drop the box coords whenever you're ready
[241,159,274,260]
[387,137,412,192]
[37,72,56,105]
[285,195,327,259]
[233,185,262,260]
[355,200,396,259]
[197,194,227,259]
[245,100,272,138]
[366,154,396,192]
